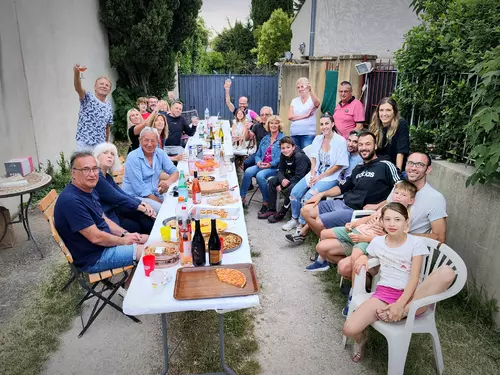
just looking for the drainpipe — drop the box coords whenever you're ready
[309,0,317,57]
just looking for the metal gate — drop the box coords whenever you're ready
[179,74,279,120]
[365,60,398,122]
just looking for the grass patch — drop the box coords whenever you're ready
[309,239,500,375]
[250,250,261,258]
[0,262,83,375]
[165,309,260,375]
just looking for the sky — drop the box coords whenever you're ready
[200,0,252,36]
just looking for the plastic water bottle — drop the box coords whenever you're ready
[204,108,210,120]
[178,171,189,202]
[214,141,221,162]
[188,145,197,173]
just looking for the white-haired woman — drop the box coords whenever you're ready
[93,142,156,235]
[288,77,321,149]
[127,107,157,153]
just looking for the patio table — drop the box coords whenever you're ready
[0,172,52,257]
[123,119,259,375]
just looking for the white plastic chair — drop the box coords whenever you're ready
[342,238,467,375]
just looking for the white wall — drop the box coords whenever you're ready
[0,0,115,213]
[315,0,420,58]
[290,0,312,57]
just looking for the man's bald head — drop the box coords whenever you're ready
[238,96,249,109]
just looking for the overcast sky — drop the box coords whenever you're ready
[200,0,252,36]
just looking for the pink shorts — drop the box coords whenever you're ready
[371,285,404,304]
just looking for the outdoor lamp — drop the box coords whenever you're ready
[285,51,293,61]
[355,62,373,75]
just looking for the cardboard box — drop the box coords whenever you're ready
[4,157,32,177]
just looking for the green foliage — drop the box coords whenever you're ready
[33,153,72,202]
[111,86,140,141]
[178,17,210,74]
[208,20,258,74]
[250,0,293,27]
[99,0,202,139]
[466,46,500,186]
[254,9,292,68]
[393,0,500,172]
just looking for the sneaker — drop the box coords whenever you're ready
[258,204,268,215]
[305,260,330,272]
[282,218,299,231]
[117,286,127,298]
[285,233,306,243]
[342,296,352,317]
[258,210,276,219]
[268,206,289,223]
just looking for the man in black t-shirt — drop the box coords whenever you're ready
[164,101,197,161]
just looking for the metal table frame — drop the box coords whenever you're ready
[0,174,52,258]
[161,312,236,375]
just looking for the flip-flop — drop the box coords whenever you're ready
[351,337,367,363]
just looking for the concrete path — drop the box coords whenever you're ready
[40,194,376,375]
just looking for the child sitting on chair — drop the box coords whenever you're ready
[342,202,429,362]
[232,107,248,150]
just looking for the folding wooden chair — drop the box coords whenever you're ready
[39,189,141,337]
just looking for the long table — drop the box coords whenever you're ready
[123,119,259,375]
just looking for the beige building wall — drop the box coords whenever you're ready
[292,0,420,59]
[0,0,115,213]
[428,161,500,326]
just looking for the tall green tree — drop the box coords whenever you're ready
[254,9,292,68]
[178,17,210,74]
[99,0,202,139]
[251,0,293,28]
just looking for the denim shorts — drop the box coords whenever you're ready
[82,244,137,274]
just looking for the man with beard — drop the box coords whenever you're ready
[164,101,197,161]
[286,132,400,243]
[339,130,363,181]
[224,80,258,121]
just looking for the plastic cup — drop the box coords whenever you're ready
[143,254,156,277]
[150,269,171,289]
[160,225,171,241]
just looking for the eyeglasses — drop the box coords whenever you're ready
[73,167,100,176]
[338,90,351,94]
[407,161,428,168]
[260,113,271,116]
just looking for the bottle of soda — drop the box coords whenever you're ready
[208,218,222,266]
[191,215,206,267]
[192,171,201,204]
[178,171,189,202]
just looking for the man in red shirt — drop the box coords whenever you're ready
[333,81,365,139]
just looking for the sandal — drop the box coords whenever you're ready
[351,337,367,363]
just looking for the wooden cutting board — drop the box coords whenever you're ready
[173,263,259,300]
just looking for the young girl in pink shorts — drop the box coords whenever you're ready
[342,202,429,362]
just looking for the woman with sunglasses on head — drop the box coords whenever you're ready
[282,113,349,233]
[369,97,409,172]
[127,105,157,154]
[288,77,321,149]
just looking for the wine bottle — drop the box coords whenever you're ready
[208,125,215,149]
[191,217,206,267]
[192,171,201,204]
[208,218,222,266]
[218,126,224,144]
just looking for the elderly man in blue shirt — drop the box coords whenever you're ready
[122,127,179,212]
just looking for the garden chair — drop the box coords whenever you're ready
[39,189,141,337]
[342,238,467,375]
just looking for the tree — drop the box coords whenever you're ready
[254,9,292,68]
[99,0,202,139]
[251,0,293,28]
[178,17,210,74]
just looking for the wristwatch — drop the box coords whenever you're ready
[121,231,129,237]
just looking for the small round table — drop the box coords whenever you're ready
[0,172,52,258]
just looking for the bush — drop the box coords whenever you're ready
[34,153,72,201]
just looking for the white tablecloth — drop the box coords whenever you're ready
[123,120,260,316]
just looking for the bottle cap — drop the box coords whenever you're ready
[173,191,179,197]
[178,196,185,202]
[194,171,198,178]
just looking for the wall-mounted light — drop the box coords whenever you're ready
[355,62,373,75]
[299,42,306,55]
[285,51,293,61]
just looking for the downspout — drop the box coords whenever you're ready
[309,0,317,57]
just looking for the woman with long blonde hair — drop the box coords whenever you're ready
[369,97,409,171]
[127,107,156,153]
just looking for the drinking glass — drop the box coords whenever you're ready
[78,65,87,79]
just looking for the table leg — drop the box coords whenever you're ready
[218,313,237,375]
[161,313,169,375]
[21,193,43,258]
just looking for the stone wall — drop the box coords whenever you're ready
[427,161,500,325]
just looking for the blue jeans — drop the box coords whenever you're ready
[240,165,277,203]
[291,135,315,150]
[290,177,339,224]
[243,154,256,170]
[81,244,137,273]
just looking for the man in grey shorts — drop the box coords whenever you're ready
[286,132,400,243]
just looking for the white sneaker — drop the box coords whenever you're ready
[282,218,299,231]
